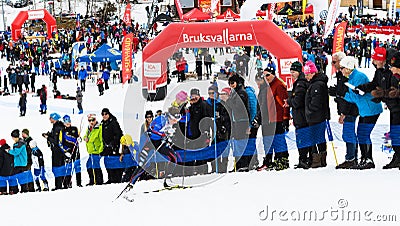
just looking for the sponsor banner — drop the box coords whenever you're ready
[280,58,300,75]
[144,62,162,78]
[76,13,80,30]
[122,33,134,84]
[308,0,329,23]
[175,0,184,21]
[28,10,45,20]
[332,21,347,54]
[199,0,220,16]
[123,3,132,26]
[323,0,341,39]
[181,28,253,45]
[347,25,400,35]
[267,3,276,21]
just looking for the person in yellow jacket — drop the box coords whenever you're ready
[83,114,104,186]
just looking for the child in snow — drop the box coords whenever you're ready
[96,77,104,96]
[119,134,139,182]
[29,140,49,191]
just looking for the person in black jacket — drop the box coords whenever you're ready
[21,129,35,192]
[42,113,66,190]
[19,91,27,117]
[304,61,330,168]
[187,88,211,175]
[287,61,311,169]
[0,139,14,195]
[228,73,250,171]
[357,49,400,169]
[328,52,360,169]
[101,108,123,183]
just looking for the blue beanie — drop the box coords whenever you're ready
[50,113,61,121]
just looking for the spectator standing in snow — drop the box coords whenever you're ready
[0,139,14,195]
[19,91,27,117]
[78,66,88,92]
[7,129,29,194]
[84,114,104,186]
[76,87,83,114]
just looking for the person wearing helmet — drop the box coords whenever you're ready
[42,112,66,190]
[59,115,82,188]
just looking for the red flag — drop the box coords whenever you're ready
[122,33,134,84]
[332,21,347,75]
[175,0,184,21]
[123,3,132,26]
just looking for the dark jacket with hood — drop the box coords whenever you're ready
[0,144,14,176]
[305,73,330,124]
[287,73,309,128]
[102,114,123,156]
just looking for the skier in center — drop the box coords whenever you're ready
[129,106,181,188]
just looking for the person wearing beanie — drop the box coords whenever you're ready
[84,114,104,185]
[187,86,211,175]
[256,63,290,171]
[59,115,82,188]
[136,106,180,186]
[43,111,66,190]
[340,56,383,169]
[287,61,311,169]
[101,108,123,184]
[175,90,188,105]
[21,128,35,192]
[7,129,29,193]
[328,52,359,169]
[0,139,14,194]
[18,90,27,117]
[357,50,400,169]
[227,72,252,171]
[304,60,330,168]
[141,110,154,136]
[29,140,49,192]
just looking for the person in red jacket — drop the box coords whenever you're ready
[176,56,186,83]
[257,66,290,171]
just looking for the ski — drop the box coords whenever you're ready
[142,184,192,194]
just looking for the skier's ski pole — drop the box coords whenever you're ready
[326,120,338,166]
[114,139,166,201]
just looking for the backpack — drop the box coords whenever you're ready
[245,86,257,126]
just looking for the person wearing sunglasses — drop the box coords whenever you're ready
[134,107,181,187]
[101,108,123,184]
[340,56,383,169]
[304,61,330,169]
[328,52,360,169]
[83,114,104,186]
[256,66,290,171]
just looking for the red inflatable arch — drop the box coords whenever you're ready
[11,9,57,41]
[142,20,302,101]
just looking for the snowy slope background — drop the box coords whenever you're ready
[0,4,400,226]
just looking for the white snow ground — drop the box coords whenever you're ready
[0,5,400,226]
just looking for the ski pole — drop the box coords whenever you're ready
[326,120,338,166]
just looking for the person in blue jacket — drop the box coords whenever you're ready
[101,66,111,90]
[78,65,88,92]
[7,129,29,194]
[340,56,383,169]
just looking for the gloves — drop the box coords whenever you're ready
[251,117,260,128]
[220,126,227,134]
[328,85,337,97]
[371,87,385,98]
[388,87,400,98]
[372,98,382,103]
[65,152,72,163]
[352,89,360,95]
[282,119,290,132]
